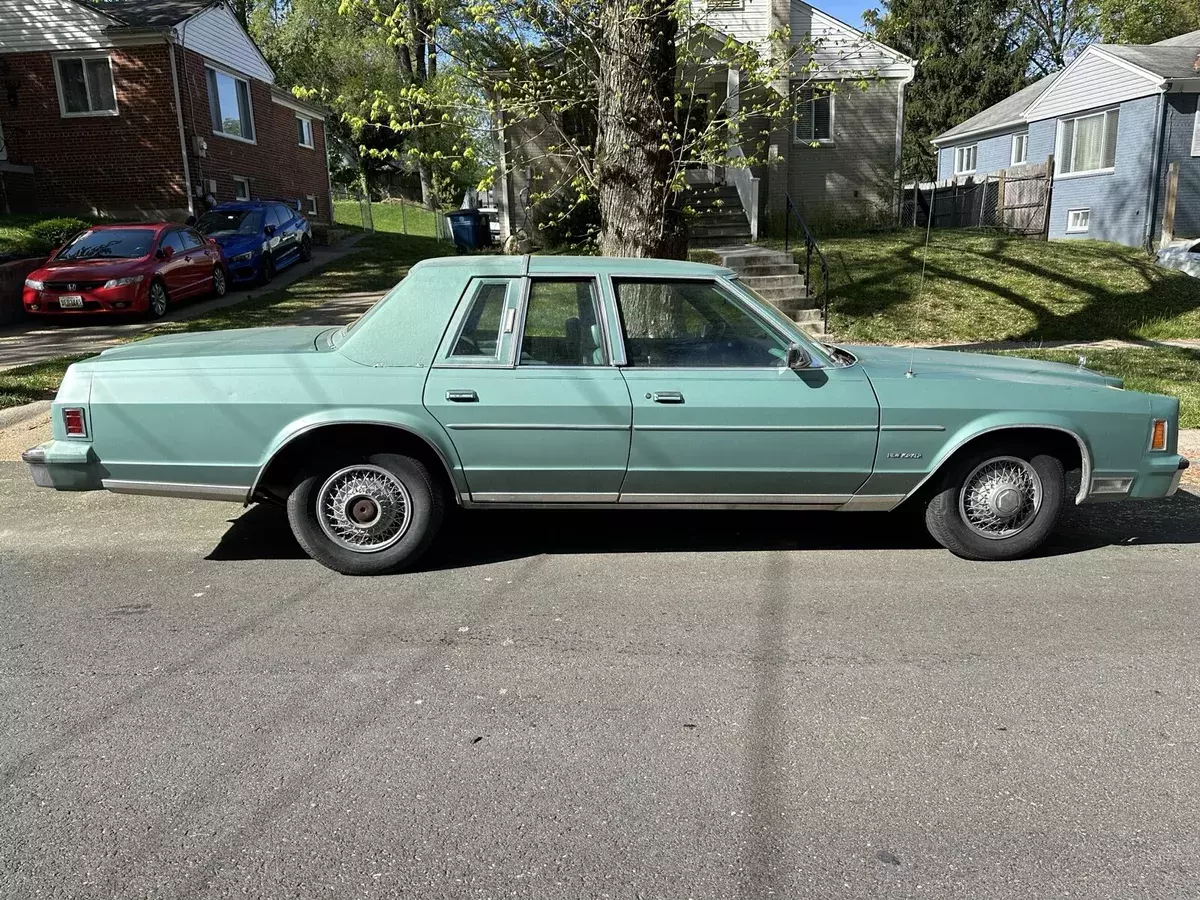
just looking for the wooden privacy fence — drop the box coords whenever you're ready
[902,158,1054,237]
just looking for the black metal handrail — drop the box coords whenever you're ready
[782,192,831,335]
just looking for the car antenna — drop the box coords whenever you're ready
[907,189,936,379]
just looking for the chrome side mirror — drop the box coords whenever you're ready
[785,342,812,370]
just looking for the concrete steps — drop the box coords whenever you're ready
[685,185,752,248]
[710,246,825,336]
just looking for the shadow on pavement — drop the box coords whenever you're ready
[207,489,1200,568]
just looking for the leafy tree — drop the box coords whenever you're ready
[1093,0,1200,44]
[866,0,1032,181]
[1013,0,1095,74]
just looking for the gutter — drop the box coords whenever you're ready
[167,34,195,218]
[1143,84,1171,251]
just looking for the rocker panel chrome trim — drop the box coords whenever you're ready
[102,480,250,502]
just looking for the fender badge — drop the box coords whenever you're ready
[887,452,923,459]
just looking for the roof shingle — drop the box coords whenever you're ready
[933,74,1058,144]
[85,0,216,28]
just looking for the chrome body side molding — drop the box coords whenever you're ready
[102,480,250,503]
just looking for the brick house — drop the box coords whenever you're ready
[0,0,332,223]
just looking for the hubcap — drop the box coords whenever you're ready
[150,286,166,314]
[958,456,1042,540]
[315,465,411,553]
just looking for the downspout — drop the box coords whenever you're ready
[167,34,195,218]
[894,69,915,220]
[1143,83,1170,251]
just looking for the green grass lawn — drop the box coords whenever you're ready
[0,232,451,409]
[796,230,1200,344]
[333,199,442,238]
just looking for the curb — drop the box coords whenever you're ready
[0,400,51,431]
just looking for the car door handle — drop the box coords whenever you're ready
[652,391,685,404]
[446,390,478,402]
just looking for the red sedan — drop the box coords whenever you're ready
[23,223,228,320]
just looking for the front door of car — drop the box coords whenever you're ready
[177,227,211,294]
[264,205,289,263]
[613,278,879,502]
[423,277,632,502]
[158,230,190,295]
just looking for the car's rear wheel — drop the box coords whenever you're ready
[300,235,313,262]
[146,279,169,318]
[212,265,227,298]
[285,452,444,575]
[925,443,1065,561]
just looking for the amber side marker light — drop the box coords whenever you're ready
[63,408,87,438]
[1150,419,1168,452]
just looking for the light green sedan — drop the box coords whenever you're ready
[23,256,1189,574]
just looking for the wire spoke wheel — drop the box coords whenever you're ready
[958,456,1043,540]
[316,464,412,553]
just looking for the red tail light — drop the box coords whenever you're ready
[63,408,87,437]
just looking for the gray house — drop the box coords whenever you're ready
[932,31,1200,248]
[494,0,915,247]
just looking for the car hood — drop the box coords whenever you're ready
[38,258,147,280]
[842,344,1124,389]
[93,326,332,362]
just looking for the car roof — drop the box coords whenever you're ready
[81,222,174,231]
[409,255,735,277]
[208,201,285,210]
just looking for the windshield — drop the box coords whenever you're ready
[196,209,263,237]
[55,229,156,261]
[724,277,839,367]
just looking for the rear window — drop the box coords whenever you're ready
[56,229,156,261]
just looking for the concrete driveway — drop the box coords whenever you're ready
[0,237,362,372]
[1,464,1197,899]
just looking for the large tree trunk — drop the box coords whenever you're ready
[595,0,685,259]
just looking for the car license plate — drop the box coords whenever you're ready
[58,295,83,309]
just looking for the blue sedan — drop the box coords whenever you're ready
[194,201,313,286]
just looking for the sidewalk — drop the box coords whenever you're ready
[0,235,364,372]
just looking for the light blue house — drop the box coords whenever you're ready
[932,31,1200,248]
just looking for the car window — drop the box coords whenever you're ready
[614,279,788,368]
[55,228,156,260]
[520,280,605,366]
[196,209,263,236]
[447,282,509,361]
[179,229,205,250]
[161,231,187,254]
[270,205,291,228]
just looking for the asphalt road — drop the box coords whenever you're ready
[2,462,1199,899]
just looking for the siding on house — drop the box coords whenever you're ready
[937,123,1056,181]
[177,48,330,221]
[177,4,274,84]
[0,44,188,217]
[1024,47,1160,121]
[698,0,771,44]
[783,78,900,214]
[1046,94,1160,245]
[0,0,118,54]
[1155,92,1200,239]
[791,1,911,75]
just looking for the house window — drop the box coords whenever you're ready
[1191,110,1200,157]
[707,0,744,9]
[297,116,314,148]
[953,144,978,175]
[1067,208,1091,233]
[206,67,255,142]
[1057,109,1118,176]
[1011,132,1029,166]
[306,194,317,215]
[793,87,833,144]
[54,54,117,117]
[233,176,250,201]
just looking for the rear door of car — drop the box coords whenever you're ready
[612,276,880,503]
[422,276,633,503]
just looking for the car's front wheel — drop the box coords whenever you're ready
[300,235,313,262]
[924,444,1065,561]
[146,279,169,318]
[259,254,276,286]
[285,452,444,575]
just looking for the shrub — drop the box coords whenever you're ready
[27,217,91,251]
[535,194,600,250]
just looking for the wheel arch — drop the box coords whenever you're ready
[904,421,1091,506]
[251,416,466,506]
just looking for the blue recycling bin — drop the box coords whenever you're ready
[446,209,488,251]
